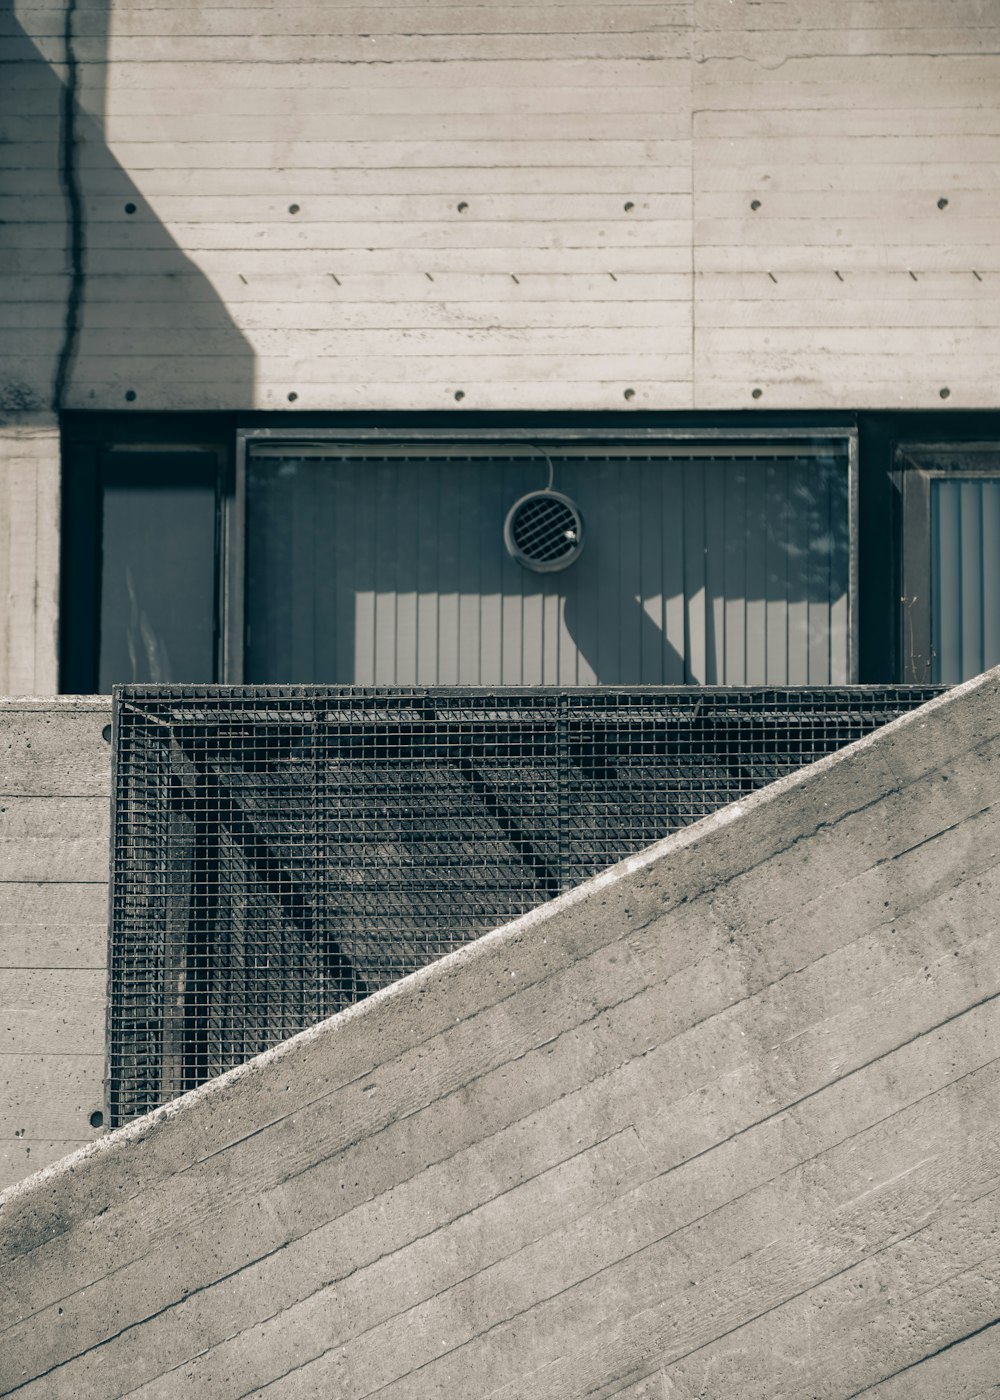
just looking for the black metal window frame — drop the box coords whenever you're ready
[230,425,861,685]
[898,442,1000,683]
[60,409,1000,691]
[59,428,236,691]
[59,422,861,690]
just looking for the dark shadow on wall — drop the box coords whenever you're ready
[0,0,253,413]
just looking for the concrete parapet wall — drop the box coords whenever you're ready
[3,672,1000,1396]
[0,418,60,695]
[0,699,110,1190]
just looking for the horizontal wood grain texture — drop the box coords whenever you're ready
[11,326,687,357]
[0,970,106,1054]
[1,142,687,171]
[0,921,106,969]
[697,298,1000,327]
[8,247,690,274]
[0,193,687,221]
[693,25,1000,57]
[1,674,998,1396]
[0,1054,105,1138]
[2,0,998,408]
[0,707,111,1191]
[7,272,691,304]
[0,798,109,883]
[1,166,686,195]
[688,0,999,407]
[39,85,690,117]
[695,107,1000,138]
[0,707,111,797]
[0,424,60,695]
[4,296,691,327]
[694,245,997,271]
[10,5,689,38]
[4,1,689,410]
[0,877,109,929]
[696,0,994,30]
[95,35,692,62]
[0,219,690,251]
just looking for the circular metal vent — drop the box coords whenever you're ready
[504,490,584,572]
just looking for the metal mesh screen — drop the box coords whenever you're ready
[109,685,942,1125]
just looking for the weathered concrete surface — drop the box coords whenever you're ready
[5,3,998,412]
[0,418,59,695]
[0,699,110,1189]
[3,671,1000,1397]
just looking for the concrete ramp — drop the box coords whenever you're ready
[3,672,1000,1398]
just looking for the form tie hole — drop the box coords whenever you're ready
[937,197,949,210]
[288,203,300,214]
[939,387,951,399]
[89,1110,104,1129]
[454,390,465,401]
[750,199,762,211]
[752,387,763,399]
[124,203,137,215]
[124,390,136,402]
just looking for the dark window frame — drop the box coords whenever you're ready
[898,442,1000,684]
[62,409,1000,691]
[60,416,235,692]
[233,425,860,686]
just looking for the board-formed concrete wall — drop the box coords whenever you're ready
[3,671,1000,1396]
[3,0,998,413]
[0,419,60,695]
[0,699,110,1190]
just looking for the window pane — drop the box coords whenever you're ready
[99,453,218,689]
[245,447,850,686]
[931,477,1000,683]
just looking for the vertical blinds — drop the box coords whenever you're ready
[931,477,1000,684]
[245,445,851,686]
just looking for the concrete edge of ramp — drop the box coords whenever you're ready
[4,666,1000,1400]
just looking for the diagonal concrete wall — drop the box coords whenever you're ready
[3,670,1000,1398]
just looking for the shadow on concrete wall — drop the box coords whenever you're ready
[0,0,253,413]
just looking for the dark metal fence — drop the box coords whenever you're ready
[109,685,942,1124]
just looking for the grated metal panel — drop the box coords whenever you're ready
[109,685,943,1125]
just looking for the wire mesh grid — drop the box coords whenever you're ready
[108,684,943,1124]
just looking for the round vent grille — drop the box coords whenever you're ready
[503,490,584,573]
